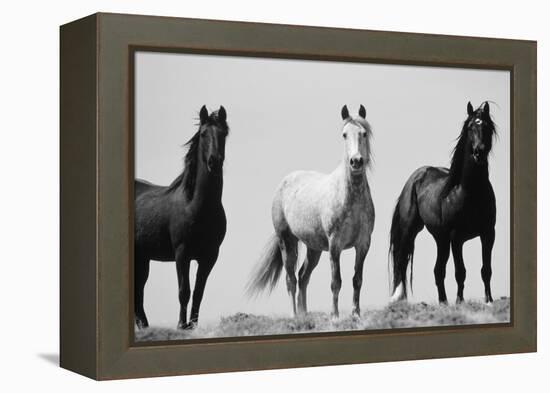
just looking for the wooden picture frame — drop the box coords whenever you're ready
[60,12,537,380]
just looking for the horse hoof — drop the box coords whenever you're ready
[456,298,464,305]
[135,319,149,330]
[390,283,407,303]
[351,310,361,319]
[177,322,196,330]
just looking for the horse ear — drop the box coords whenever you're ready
[199,105,209,124]
[481,101,490,116]
[467,101,474,116]
[218,105,227,122]
[358,105,366,119]
[341,105,350,120]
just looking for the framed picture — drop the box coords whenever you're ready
[60,13,537,380]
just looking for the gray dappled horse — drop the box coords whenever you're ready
[248,105,375,319]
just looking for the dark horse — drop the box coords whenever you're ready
[389,101,497,305]
[134,105,229,330]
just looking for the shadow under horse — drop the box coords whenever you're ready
[134,105,229,329]
[389,101,497,304]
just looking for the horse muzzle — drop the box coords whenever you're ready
[349,155,365,173]
[472,150,487,164]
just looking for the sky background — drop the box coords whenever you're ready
[135,51,510,328]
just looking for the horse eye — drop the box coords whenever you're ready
[343,133,347,139]
[362,132,367,138]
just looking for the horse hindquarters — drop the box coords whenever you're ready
[389,174,424,302]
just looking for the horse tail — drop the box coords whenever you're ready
[389,172,423,301]
[246,234,283,297]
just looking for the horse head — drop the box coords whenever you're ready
[340,104,372,176]
[465,101,496,165]
[198,105,229,173]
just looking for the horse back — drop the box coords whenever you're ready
[135,178,158,196]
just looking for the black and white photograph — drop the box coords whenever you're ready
[2,0,545,387]
[133,51,510,342]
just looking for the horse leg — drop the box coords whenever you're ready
[451,236,466,304]
[279,234,298,316]
[433,238,450,304]
[352,241,370,317]
[328,241,342,319]
[134,256,150,329]
[189,251,218,327]
[297,247,321,315]
[480,228,495,304]
[176,248,192,330]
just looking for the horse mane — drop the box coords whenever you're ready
[348,116,374,166]
[166,129,201,197]
[441,105,496,197]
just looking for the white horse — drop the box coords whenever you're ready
[248,105,375,318]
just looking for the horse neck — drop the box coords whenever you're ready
[459,154,490,192]
[183,157,223,207]
[335,159,367,202]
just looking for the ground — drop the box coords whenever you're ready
[135,297,510,342]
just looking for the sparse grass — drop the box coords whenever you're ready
[135,297,510,342]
